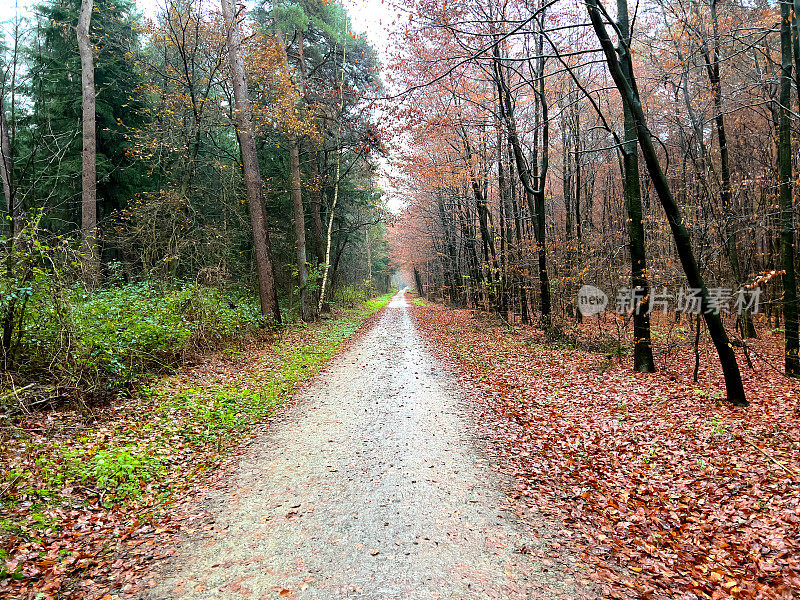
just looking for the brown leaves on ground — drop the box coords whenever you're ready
[0,335,267,600]
[0,304,387,600]
[411,302,800,600]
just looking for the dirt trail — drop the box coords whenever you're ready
[139,290,582,599]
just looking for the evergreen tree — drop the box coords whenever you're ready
[23,0,145,240]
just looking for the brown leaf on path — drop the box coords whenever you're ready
[411,302,800,600]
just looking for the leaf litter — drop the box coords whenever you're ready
[411,301,800,600]
[0,300,391,600]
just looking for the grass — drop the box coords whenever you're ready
[1,291,394,513]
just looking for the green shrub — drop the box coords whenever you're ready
[86,447,165,502]
[17,281,266,396]
[333,283,379,307]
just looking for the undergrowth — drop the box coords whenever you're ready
[7,281,267,398]
[1,292,393,515]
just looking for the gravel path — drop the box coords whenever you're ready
[139,290,581,599]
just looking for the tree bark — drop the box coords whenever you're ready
[364,224,372,285]
[618,0,655,372]
[436,192,461,305]
[574,131,583,324]
[456,193,483,308]
[77,0,100,286]
[531,31,552,328]
[317,25,347,314]
[793,0,800,97]
[462,129,499,311]
[289,134,309,317]
[414,267,425,298]
[587,0,747,405]
[221,0,281,323]
[702,0,755,338]
[309,152,325,265]
[275,27,310,321]
[0,100,16,239]
[779,0,799,375]
[493,39,550,327]
[1,20,22,241]
[295,30,325,269]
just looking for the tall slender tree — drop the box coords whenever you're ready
[586,0,747,405]
[617,0,655,372]
[318,22,347,313]
[77,0,99,285]
[221,0,281,322]
[0,99,15,238]
[274,26,310,321]
[778,0,799,376]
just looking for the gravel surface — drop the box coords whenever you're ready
[139,290,583,599]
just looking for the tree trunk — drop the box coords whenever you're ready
[309,152,325,266]
[463,130,499,312]
[364,224,372,286]
[618,0,655,372]
[289,134,309,318]
[437,192,460,305]
[296,30,325,270]
[497,124,513,320]
[587,0,747,405]
[779,0,799,375]
[574,140,583,324]
[508,135,529,324]
[77,0,99,286]
[493,39,550,327]
[704,0,755,338]
[221,0,280,323]
[456,194,483,308]
[0,100,16,239]
[317,27,347,314]
[414,267,425,298]
[794,0,800,97]
[275,27,309,321]
[530,31,552,328]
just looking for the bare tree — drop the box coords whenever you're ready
[586,0,747,405]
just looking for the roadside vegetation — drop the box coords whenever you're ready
[0,290,392,598]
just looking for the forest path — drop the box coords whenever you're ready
[138,290,579,600]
